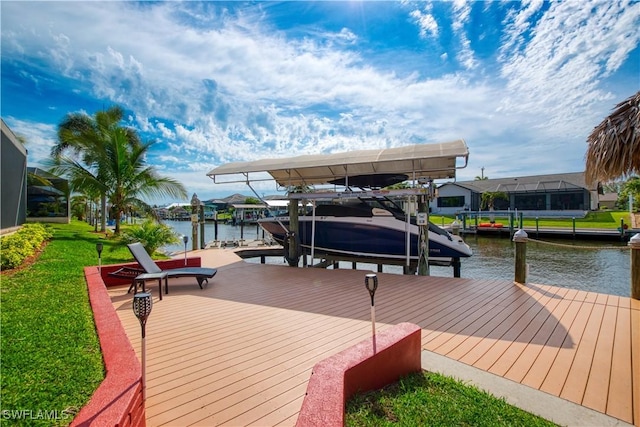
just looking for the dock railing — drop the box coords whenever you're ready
[455,210,632,240]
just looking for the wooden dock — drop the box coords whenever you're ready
[108,249,639,426]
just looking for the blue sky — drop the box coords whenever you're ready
[2,1,639,204]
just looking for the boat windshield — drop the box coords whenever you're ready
[366,197,452,240]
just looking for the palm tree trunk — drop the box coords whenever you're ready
[114,211,121,234]
[101,194,107,232]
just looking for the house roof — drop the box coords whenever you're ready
[207,140,469,187]
[440,172,594,193]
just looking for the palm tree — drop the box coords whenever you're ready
[52,106,129,232]
[475,167,487,180]
[480,191,508,223]
[585,91,640,185]
[50,106,187,234]
[98,126,187,233]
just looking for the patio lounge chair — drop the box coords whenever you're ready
[127,242,217,300]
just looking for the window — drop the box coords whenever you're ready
[550,192,584,210]
[514,195,545,210]
[438,196,465,208]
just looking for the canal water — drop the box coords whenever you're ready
[162,221,632,298]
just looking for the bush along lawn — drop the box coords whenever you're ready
[346,371,558,427]
[1,223,52,269]
[0,221,133,426]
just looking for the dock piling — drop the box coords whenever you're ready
[629,233,640,300]
[513,229,528,284]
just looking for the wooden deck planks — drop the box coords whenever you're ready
[108,252,637,426]
[631,300,640,427]
[486,285,566,377]
[581,301,619,412]
[560,301,605,404]
[503,287,572,383]
[605,304,633,422]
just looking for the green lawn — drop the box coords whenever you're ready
[431,210,631,229]
[346,371,558,427]
[0,221,132,426]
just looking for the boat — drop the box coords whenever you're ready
[258,196,473,264]
[207,140,474,267]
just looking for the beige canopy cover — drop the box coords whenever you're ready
[207,139,469,187]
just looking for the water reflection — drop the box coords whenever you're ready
[431,236,630,297]
[163,221,632,298]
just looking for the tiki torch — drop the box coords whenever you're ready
[133,292,153,400]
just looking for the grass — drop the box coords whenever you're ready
[0,220,133,426]
[346,371,558,427]
[431,210,631,229]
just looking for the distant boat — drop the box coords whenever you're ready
[258,196,473,263]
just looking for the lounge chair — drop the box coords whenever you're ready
[127,242,217,300]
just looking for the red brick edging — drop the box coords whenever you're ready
[296,322,422,427]
[72,266,145,427]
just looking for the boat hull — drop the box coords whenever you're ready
[258,215,472,260]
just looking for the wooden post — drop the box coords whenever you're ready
[191,194,200,251]
[513,229,528,284]
[452,258,461,278]
[214,211,219,240]
[288,199,299,267]
[629,234,640,300]
[509,212,514,237]
[519,212,523,229]
[417,196,429,276]
[199,205,205,249]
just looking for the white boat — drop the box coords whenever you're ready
[258,196,472,263]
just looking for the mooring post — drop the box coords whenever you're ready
[452,257,461,278]
[214,211,219,241]
[509,212,514,237]
[519,212,523,229]
[199,204,205,249]
[628,234,640,300]
[288,198,299,267]
[190,193,200,250]
[513,229,528,284]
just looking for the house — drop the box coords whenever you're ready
[598,193,618,210]
[435,172,600,215]
[1,119,27,233]
[26,167,70,223]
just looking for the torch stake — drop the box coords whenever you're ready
[365,273,378,339]
[133,292,152,401]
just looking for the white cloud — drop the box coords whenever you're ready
[410,7,439,38]
[499,0,640,124]
[451,0,477,70]
[1,0,638,201]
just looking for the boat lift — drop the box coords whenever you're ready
[207,140,470,275]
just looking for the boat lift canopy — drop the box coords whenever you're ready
[207,140,469,187]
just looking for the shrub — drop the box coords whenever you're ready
[1,223,53,270]
[117,219,179,255]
